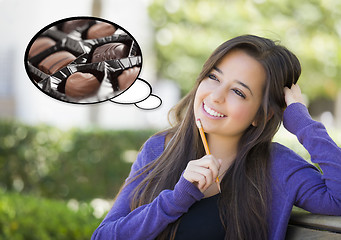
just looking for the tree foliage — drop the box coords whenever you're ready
[148,0,341,100]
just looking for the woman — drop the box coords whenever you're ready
[91,35,341,240]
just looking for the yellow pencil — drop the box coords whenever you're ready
[196,118,221,193]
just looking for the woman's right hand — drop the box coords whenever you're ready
[183,155,222,193]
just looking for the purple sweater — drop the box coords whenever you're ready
[91,103,341,240]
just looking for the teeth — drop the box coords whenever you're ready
[203,103,225,117]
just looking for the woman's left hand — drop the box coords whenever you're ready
[284,84,306,107]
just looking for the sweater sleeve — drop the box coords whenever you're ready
[91,134,204,240]
[282,102,341,215]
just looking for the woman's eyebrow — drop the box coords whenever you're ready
[213,66,222,74]
[213,66,254,96]
[234,80,253,96]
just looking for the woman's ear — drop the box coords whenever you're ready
[252,110,273,127]
[266,110,274,122]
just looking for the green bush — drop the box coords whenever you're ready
[0,119,156,201]
[0,189,101,240]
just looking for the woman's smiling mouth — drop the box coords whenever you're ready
[203,102,226,118]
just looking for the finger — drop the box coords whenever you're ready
[186,171,207,192]
[193,155,221,171]
[202,155,221,179]
[189,165,213,188]
[292,84,302,95]
[283,86,290,95]
[184,162,216,191]
[183,163,207,183]
[284,85,297,106]
[284,84,305,106]
[190,157,219,181]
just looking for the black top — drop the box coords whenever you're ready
[174,194,225,240]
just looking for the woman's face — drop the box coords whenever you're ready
[194,49,266,140]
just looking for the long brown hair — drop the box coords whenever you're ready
[129,35,301,239]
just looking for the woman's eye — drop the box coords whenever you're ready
[233,89,246,99]
[208,74,219,81]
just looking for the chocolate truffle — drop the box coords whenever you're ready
[91,43,129,63]
[38,51,76,75]
[28,37,56,59]
[117,67,140,90]
[62,19,90,34]
[65,72,101,99]
[86,22,117,39]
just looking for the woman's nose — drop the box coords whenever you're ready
[210,86,226,104]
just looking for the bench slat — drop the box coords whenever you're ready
[290,212,341,233]
[286,225,341,239]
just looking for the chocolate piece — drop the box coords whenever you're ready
[28,37,56,59]
[62,19,90,34]
[65,72,100,99]
[91,43,129,63]
[117,67,140,90]
[38,51,76,75]
[87,22,117,39]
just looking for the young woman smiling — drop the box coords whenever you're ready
[92,35,341,240]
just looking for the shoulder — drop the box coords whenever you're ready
[132,131,176,174]
[136,131,178,167]
[270,142,309,167]
[270,142,319,184]
[270,142,318,178]
[271,142,295,158]
[128,133,167,177]
[140,133,167,162]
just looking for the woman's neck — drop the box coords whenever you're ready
[206,133,239,168]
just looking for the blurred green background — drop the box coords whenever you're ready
[150,0,341,100]
[1,0,340,239]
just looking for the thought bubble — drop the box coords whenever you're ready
[110,78,151,104]
[135,94,162,110]
[110,78,162,110]
[24,16,161,109]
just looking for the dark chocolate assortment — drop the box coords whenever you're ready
[25,17,142,103]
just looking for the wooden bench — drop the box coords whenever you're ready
[286,208,341,239]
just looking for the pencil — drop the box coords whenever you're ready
[196,118,221,193]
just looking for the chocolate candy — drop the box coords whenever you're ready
[28,37,56,59]
[87,22,117,39]
[62,19,91,34]
[118,67,140,90]
[38,51,76,75]
[65,72,100,99]
[91,43,129,63]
